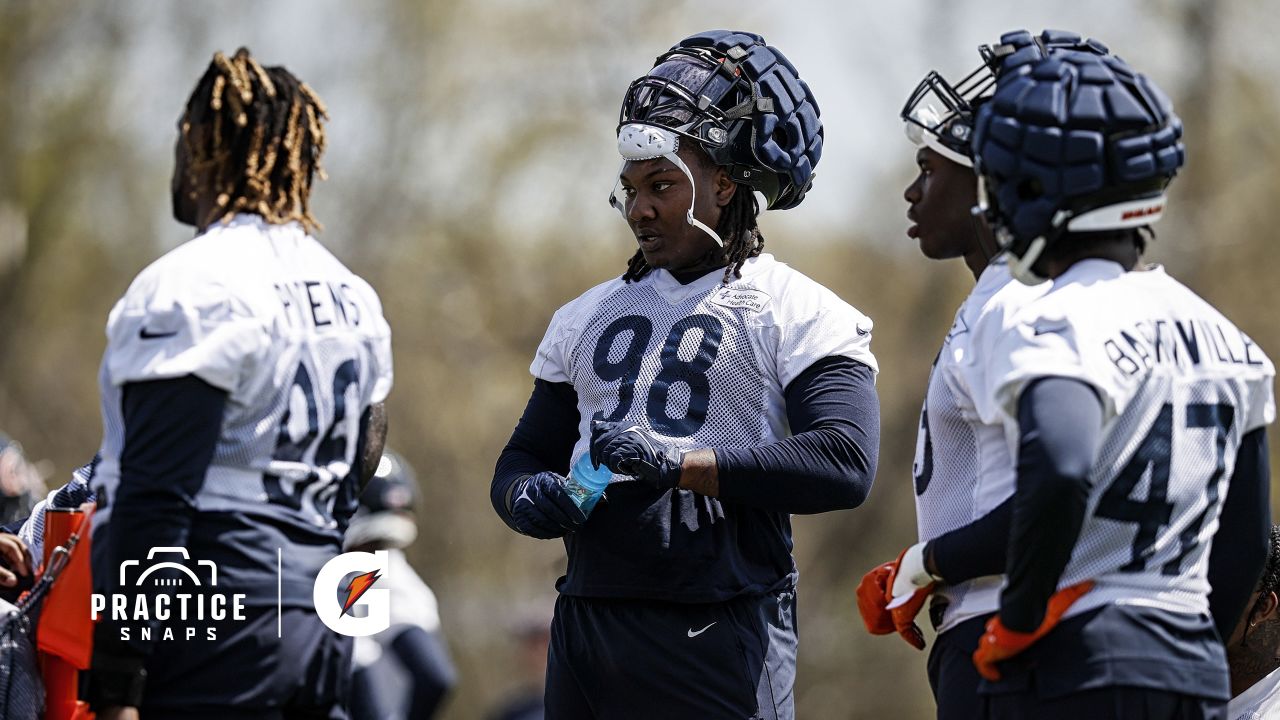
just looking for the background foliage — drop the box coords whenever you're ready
[1,1,1275,717]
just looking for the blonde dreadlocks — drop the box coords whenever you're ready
[180,48,329,233]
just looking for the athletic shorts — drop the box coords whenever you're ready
[546,590,797,720]
[979,605,1228,720]
[982,685,1225,720]
[138,606,352,719]
[927,613,991,720]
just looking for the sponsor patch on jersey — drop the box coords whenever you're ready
[709,288,771,313]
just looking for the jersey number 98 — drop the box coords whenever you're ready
[592,314,723,438]
[265,359,361,525]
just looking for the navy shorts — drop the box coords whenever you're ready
[546,590,797,720]
[927,614,991,720]
[137,606,352,719]
[979,605,1228,720]
[982,685,1225,720]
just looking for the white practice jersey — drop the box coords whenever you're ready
[912,261,1046,633]
[532,253,876,471]
[983,259,1275,619]
[94,214,393,536]
[1229,666,1280,720]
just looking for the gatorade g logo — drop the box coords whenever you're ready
[313,550,390,636]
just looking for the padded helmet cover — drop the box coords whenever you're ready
[620,30,824,210]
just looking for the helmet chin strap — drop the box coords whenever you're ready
[609,123,724,248]
[1005,237,1048,285]
[974,173,1047,285]
[968,205,1001,266]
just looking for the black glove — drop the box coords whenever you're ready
[589,420,683,490]
[510,472,587,539]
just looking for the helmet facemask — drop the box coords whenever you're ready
[901,62,997,168]
[610,52,754,248]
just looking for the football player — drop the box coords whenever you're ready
[491,30,879,720]
[0,432,46,526]
[347,450,455,720]
[87,48,392,720]
[15,455,96,563]
[1226,525,1280,719]
[856,31,1107,720]
[964,38,1273,718]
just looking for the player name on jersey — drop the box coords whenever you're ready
[1103,317,1267,377]
[273,280,366,331]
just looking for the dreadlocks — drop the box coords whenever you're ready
[180,48,329,233]
[1260,525,1280,596]
[621,180,764,285]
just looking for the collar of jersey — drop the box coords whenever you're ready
[1229,665,1280,714]
[1054,257,1128,286]
[215,213,305,236]
[649,253,774,304]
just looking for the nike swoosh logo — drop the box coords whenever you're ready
[687,622,716,638]
[139,327,179,340]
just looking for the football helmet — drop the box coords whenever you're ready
[0,433,41,526]
[344,449,419,550]
[902,29,1110,168]
[610,30,823,244]
[972,40,1184,284]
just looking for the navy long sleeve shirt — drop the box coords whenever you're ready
[492,355,879,602]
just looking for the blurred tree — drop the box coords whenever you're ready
[0,1,1277,718]
[0,1,157,467]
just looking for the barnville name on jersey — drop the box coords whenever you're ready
[1104,317,1266,377]
[274,280,364,330]
[90,592,247,641]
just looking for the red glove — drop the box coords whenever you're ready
[856,562,896,635]
[973,581,1094,681]
[856,543,938,650]
[884,545,936,650]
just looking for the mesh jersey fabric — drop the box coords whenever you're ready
[913,261,1046,632]
[530,254,875,600]
[985,259,1275,618]
[92,214,393,605]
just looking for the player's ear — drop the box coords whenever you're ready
[712,166,737,209]
[1258,590,1280,623]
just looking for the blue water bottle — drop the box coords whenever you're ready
[563,454,612,515]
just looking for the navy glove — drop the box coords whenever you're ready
[589,420,683,490]
[510,472,586,539]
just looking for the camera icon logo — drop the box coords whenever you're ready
[119,546,218,588]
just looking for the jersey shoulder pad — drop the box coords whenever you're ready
[1172,283,1277,433]
[748,256,877,385]
[945,267,1046,420]
[105,238,272,393]
[530,275,628,383]
[982,287,1121,424]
